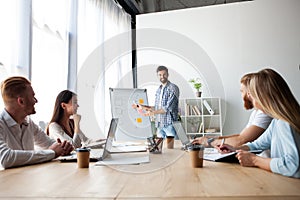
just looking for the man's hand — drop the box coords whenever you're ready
[192,137,209,146]
[49,138,74,158]
[132,103,138,109]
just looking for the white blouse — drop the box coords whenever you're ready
[48,122,93,148]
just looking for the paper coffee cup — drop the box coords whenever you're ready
[166,136,174,149]
[188,145,204,168]
[76,148,90,168]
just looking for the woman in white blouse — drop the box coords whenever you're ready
[46,90,104,148]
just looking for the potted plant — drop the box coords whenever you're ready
[189,78,202,97]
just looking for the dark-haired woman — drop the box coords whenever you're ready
[47,90,104,148]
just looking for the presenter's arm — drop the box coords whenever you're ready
[132,104,154,111]
[142,108,165,117]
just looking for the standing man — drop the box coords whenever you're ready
[0,76,73,169]
[134,66,180,138]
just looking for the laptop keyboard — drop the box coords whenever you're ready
[90,149,104,159]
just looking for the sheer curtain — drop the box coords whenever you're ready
[77,0,132,139]
[0,1,15,109]
[0,0,30,109]
[31,0,70,124]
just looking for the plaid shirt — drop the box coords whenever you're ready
[155,81,179,128]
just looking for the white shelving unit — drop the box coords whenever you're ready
[179,97,222,137]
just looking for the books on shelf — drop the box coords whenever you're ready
[179,97,222,136]
[193,105,201,115]
[185,104,201,115]
[198,122,203,133]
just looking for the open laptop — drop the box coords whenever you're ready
[58,118,149,164]
[173,121,193,150]
[96,118,149,165]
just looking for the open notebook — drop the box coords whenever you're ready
[204,148,263,162]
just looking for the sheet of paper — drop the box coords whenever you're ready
[95,152,150,165]
[111,145,147,152]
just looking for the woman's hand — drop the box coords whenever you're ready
[235,150,256,167]
[73,114,81,124]
[216,143,236,154]
[73,114,81,133]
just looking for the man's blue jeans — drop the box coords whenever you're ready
[156,124,176,138]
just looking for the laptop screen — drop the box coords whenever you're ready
[173,121,190,145]
[102,118,118,159]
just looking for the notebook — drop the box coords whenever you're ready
[173,121,193,149]
[204,148,263,162]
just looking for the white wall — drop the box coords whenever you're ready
[136,0,300,135]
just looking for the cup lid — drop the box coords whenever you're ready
[166,136,174,138]
[188,144,204,151]
[76,147,91,152]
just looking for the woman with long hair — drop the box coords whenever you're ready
[219,68,300,178]
[46,90,104,148]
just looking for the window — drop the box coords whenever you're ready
[31,0,70,123]
[77,0,132,138]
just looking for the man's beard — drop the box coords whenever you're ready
[160,78,167,84]
[243,96,253,110]
[30,108,36,115]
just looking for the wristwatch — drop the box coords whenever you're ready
[207,138,215,147]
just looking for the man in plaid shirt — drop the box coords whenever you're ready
[134,66,179,138]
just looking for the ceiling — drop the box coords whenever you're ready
[117,0,253,15]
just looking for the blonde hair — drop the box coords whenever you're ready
[1,76,31,105]
[249,68,300,133]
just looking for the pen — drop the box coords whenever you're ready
[220,138,225,146]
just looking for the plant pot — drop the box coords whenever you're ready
[195,91,202,97]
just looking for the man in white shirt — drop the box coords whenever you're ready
[0,76,73,169]
[192,72,273,147]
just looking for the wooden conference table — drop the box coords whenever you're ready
[1,141,300,200]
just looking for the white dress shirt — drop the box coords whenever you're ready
[0,109,56,169]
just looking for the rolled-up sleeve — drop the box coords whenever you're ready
[247,119,300,178]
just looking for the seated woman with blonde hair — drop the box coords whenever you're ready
[219,68,300,178]
[46,90,105,148]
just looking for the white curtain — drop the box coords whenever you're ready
[31,0,70,124]
[0,0,17,73]
[0,0,30,109]
[77,0,132,139]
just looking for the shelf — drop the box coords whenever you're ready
[179,97,222,137]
